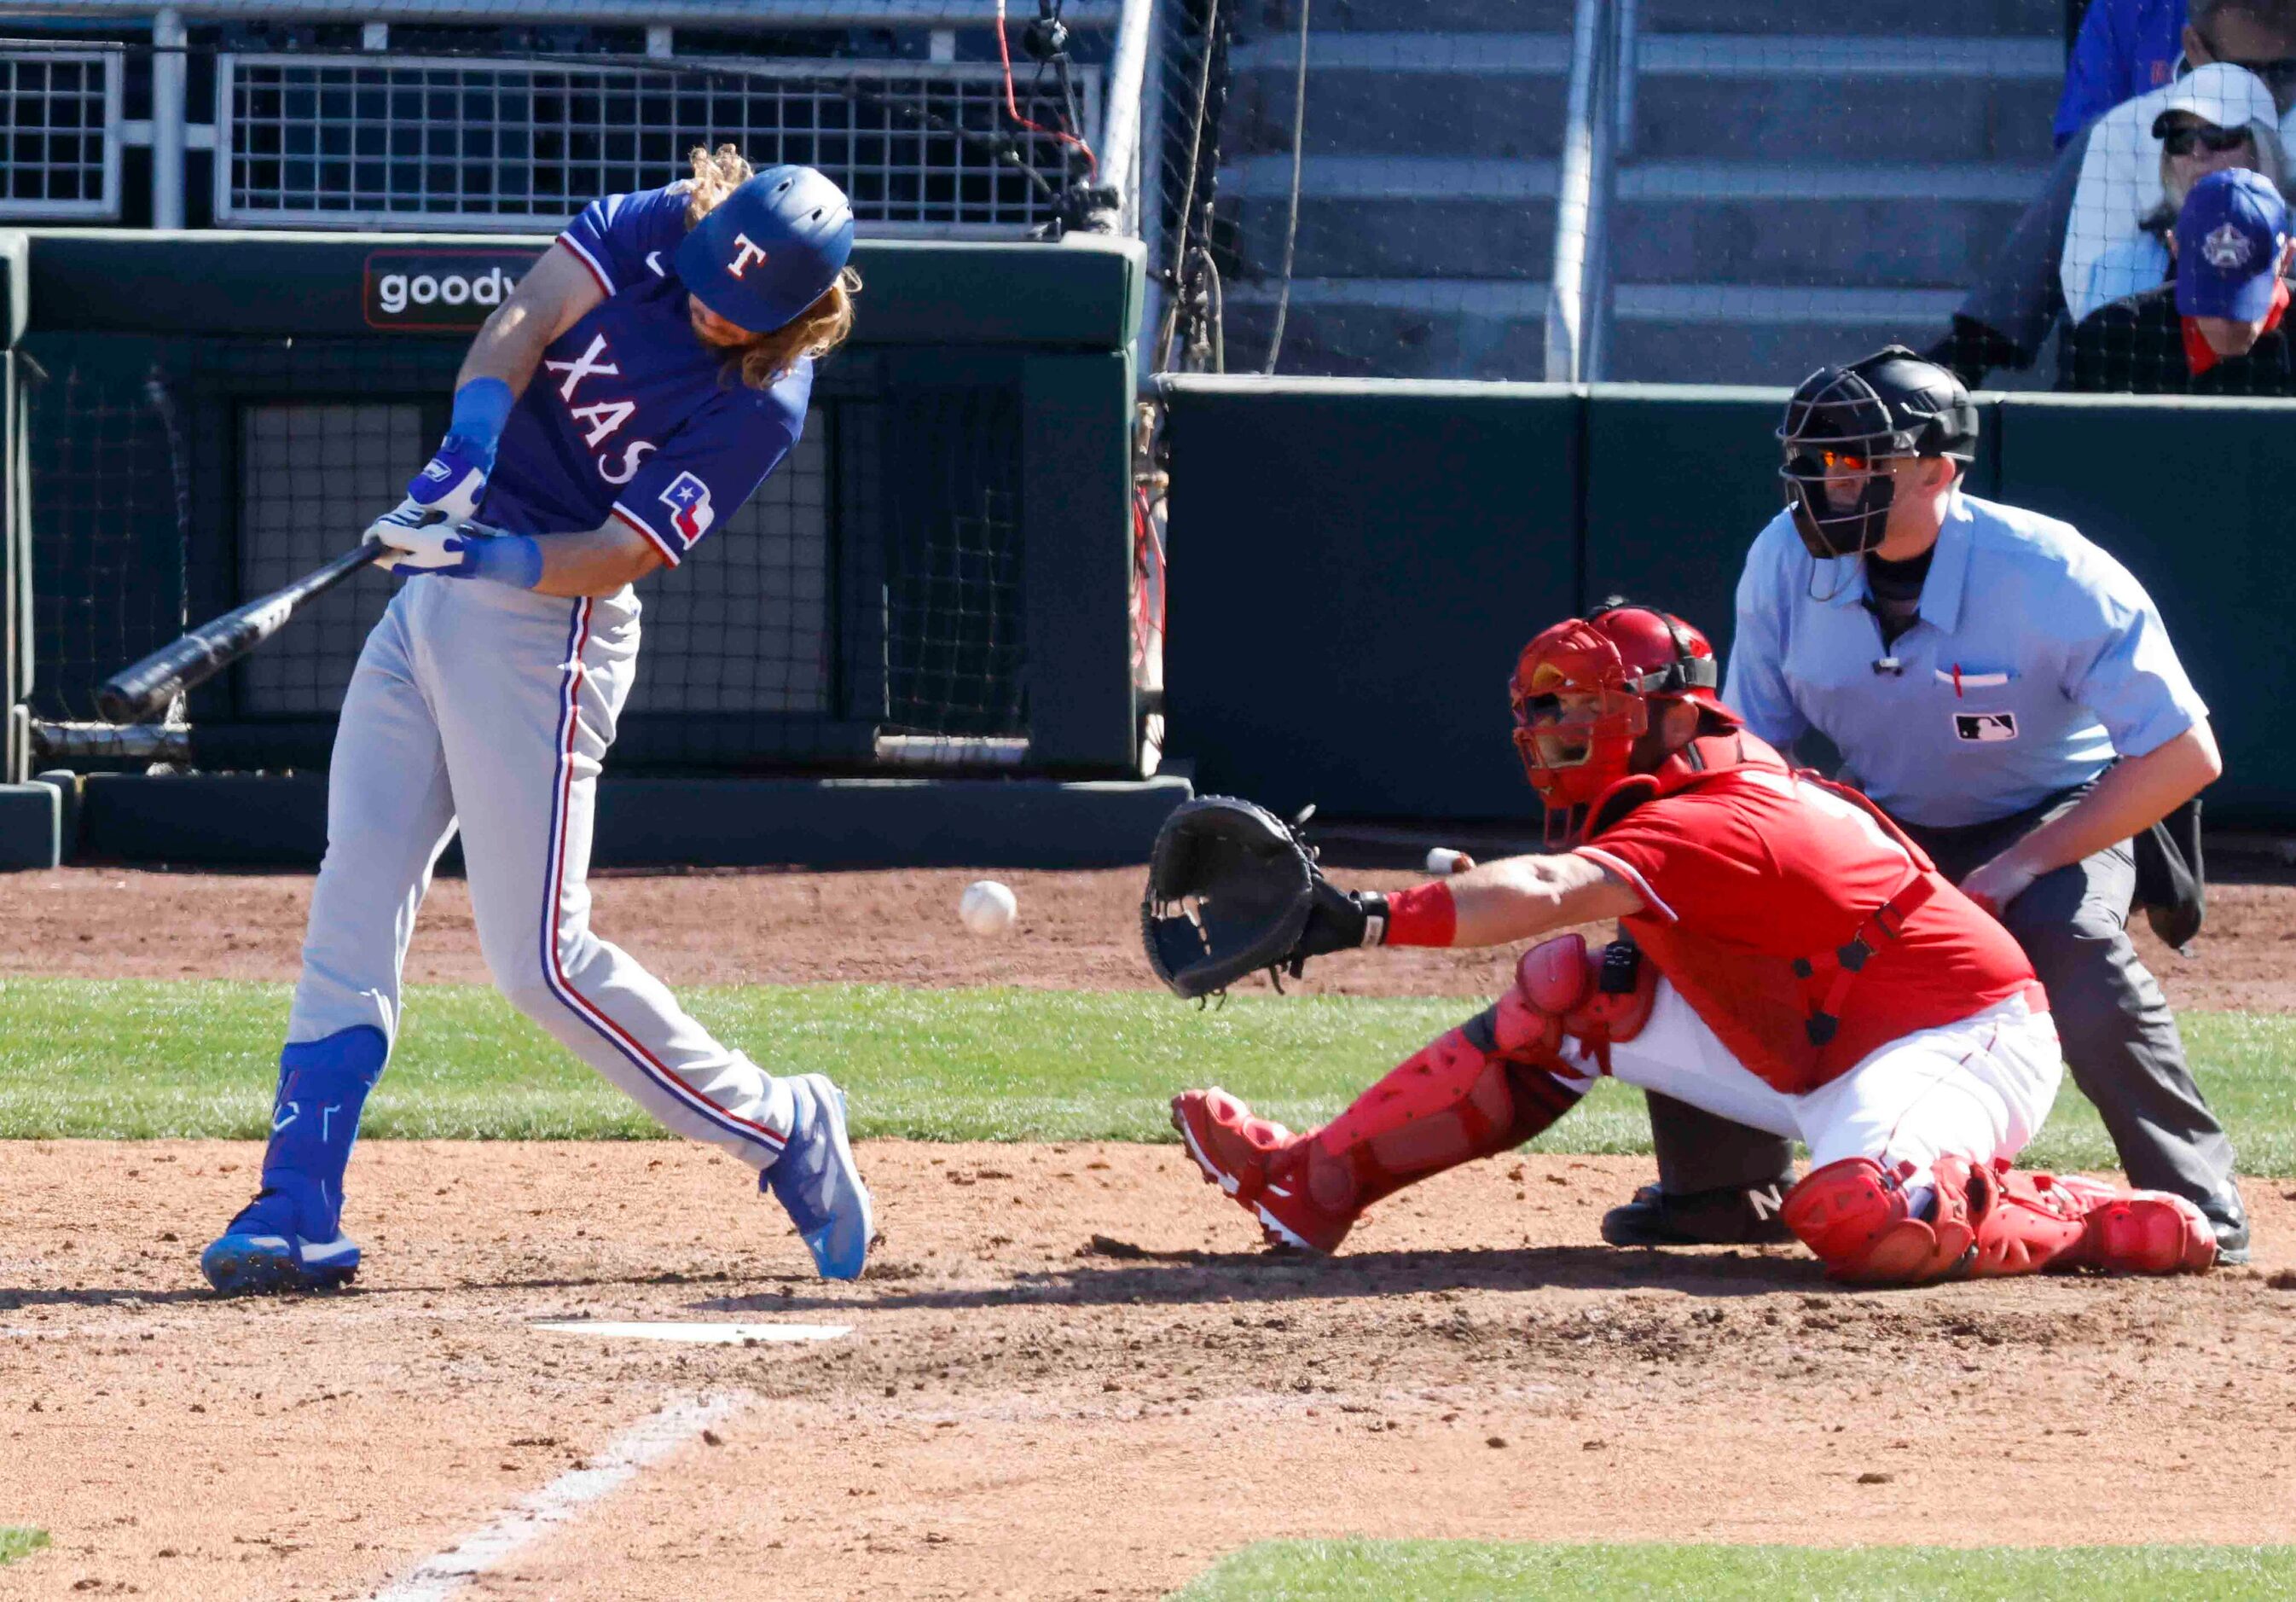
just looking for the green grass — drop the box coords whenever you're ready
[0,978,2290,1173]
[0,1529,47,1566]
[1169,1541,2296,1601]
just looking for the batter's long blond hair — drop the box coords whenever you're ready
[683,144,861,388]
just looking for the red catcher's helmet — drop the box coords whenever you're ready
[1509,601,1735,811]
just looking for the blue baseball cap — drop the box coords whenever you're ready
[676,164,855,334]
[2176,167,2288,321]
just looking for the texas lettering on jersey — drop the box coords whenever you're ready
[473,183,810,565]
[542,331,656,485]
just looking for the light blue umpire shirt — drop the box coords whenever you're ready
[1725,490,2210,829]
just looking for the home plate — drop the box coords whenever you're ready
[534,1320,850,1344]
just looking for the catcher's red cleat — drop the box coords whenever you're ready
[2060,1181,2218,1274]
[1170,1088,1355,1253]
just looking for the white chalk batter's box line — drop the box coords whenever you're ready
[376,1390,754,1602]
[534,1320,851,1344]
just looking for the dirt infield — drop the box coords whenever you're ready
[6,865,2296,1599]
[9,863,2296,1009]
[6,1141,2295,1601]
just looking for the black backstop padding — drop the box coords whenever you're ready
[1164,380,2288,825]
[1162,376,1578,821]
[1022,349,1138,770]
[593,774,1190,868]
[1993,394,2296,827]
[78,772,1192,869]
[25,231,1143,349]
[1580,387,1788,661]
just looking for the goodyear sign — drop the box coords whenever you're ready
[362,250,542,330]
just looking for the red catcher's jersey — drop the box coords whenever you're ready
[1574,758,2037,1094]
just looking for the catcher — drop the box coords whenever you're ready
[1145,601,2218,1283]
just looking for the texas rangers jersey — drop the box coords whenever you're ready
[478,183,812,565]
[1575,737,2037,1094]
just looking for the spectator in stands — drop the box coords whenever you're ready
[2058,0,2189,147]
[1934,2,2296,384]
[2064,167,2296,391]
[2080,86,2287,313]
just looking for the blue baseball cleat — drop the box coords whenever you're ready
[763,1073,875,1280]
[200,1189,361,1296]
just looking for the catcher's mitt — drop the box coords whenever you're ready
[1140,797,1318,999]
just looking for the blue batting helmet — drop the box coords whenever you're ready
[675,164,855,334]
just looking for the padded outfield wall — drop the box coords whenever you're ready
[1163,377,2296,830]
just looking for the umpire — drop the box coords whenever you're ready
[1607,345,2250,1263]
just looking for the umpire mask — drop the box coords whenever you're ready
[1777,346,1978,560]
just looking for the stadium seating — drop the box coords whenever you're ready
[1213,0,2067,384]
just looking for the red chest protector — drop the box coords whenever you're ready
[1583,731,1960,1094]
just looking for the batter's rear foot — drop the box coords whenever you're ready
[200,1190,360,1295]
[764,1073,875,1280]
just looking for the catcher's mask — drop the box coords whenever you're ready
[1777,345,1978,561]
[1510,601,1731,823]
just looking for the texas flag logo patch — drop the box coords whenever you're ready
[659,472,716,545]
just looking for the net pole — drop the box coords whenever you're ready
[4,349,20,784]
[151,7,186,229]
[1098,0,1157,234]
[1545,0,1611,383]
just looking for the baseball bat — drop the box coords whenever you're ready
[96,542,388,725]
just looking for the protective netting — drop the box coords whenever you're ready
[216,55,1096,235]
[1151,0,1574,380]
[0,16,1115,238]
[1940,49,2296,398]
[23,357,196,767]
[1145,0,2296,392]
[21,338,1028,775]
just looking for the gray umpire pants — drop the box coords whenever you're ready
[1644,788,2243,1222]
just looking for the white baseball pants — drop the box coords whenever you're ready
[1557,981,2063,1187]
[286,576,793,1170]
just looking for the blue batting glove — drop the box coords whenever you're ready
[406,377,514,523]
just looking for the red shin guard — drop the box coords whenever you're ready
[1784,1156,2217,1285]
[1282,934,1654,1246]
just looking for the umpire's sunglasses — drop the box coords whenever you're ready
[2161,122,2257,156]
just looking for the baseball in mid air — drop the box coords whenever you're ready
[959,879,1019,936]
[1424,847,1476,876]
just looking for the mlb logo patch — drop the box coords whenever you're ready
[1954,711,2018,743]
[658,472,716,545]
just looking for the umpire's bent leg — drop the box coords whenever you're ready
[2000,840,2241,1217]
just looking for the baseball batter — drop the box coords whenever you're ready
[201,148,874,1294]
[1171,603,2219,1284]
